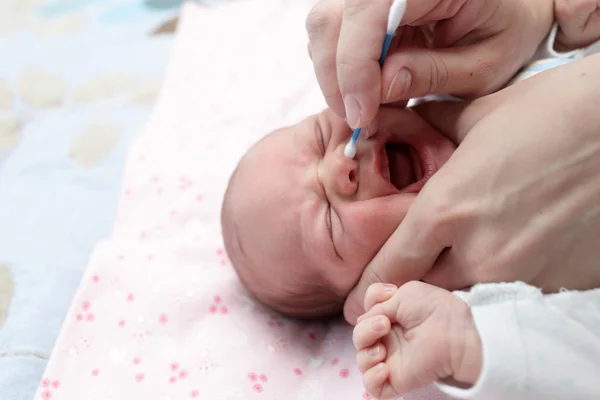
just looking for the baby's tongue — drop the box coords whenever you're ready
[386,144,416,190]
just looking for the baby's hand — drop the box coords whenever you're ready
[352,282,482,399]
[555,0,600,50]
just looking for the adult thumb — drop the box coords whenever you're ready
[381,41,507,103]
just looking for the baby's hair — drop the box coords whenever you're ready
[221,162,344,321]
[236,265,344,320]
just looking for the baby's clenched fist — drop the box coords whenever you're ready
[353,282,482,399]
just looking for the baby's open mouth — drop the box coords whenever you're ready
[381,143,436,193]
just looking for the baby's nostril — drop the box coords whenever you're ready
[349,170,356,182]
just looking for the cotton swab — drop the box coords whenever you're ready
[344,0,407,159]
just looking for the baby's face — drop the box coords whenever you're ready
[225,108,455,306]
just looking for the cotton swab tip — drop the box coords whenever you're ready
[344,140,357,158]
[387,0,407,34]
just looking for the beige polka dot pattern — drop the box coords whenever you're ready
[0,263,14,327]
[0,78,12,109]
[18,69,68,108]
[0,115,21,151]
[75,73,138,102]
[69,123,122,167]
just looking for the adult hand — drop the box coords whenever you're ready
[305,0,553,130]
[344,53,600,324]
[555,0,600,50]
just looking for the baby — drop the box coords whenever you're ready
[221,107,455,319]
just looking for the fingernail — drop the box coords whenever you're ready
[372,317,387,332]
[383,284,397,294]
[365,119,378,138]
[386,68,412,102]
[344,94,363,128]
[368,345,381,357]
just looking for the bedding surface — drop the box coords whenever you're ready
[0,1,179,399]
[33,1,451,399]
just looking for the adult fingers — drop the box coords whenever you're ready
[381,39,507,102]
[556,0,600,49]
[336,0,394,129]
[306,0,346,117]
[343,187,453,325]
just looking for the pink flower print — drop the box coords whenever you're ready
[253,384,263,393]
[133,357,141,365]
[169,376,177,384]
[339,369,349,379]
[216,248,228,266]
[363,392,372,399]
[266,335,289,353]
[179,176,193,191]
[156,187,163,195]
[117,254,125,261]
[199,357,216,371]
[267,315,284,327]
[76,314,83,321]
[178,369,188,379]
[92,275,100,283]
[159,313,168,324]
[293,368,302,376]
[118,320,126,328]
[196,194,203,202]
[208,296,228,314]
[248,372,268,393]
[189,390,199,398]
[127,293,135,302]
[86,313,95,322]
[91,369,99,377]
[82,302,90,311]
[135,373,145,383]
[170,362,179,372]
[151,175,159,183]
[331,358,339,366]
[40,378,60,399]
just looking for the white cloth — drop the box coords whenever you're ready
[435,282,600,400]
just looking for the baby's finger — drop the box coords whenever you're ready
[363,363,391,400]
[363,283,397,315]
[352,315,391,350]
[357,343,387,374]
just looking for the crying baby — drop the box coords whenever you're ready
[221,107,455,319]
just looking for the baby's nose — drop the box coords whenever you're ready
[323,151,359,197]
